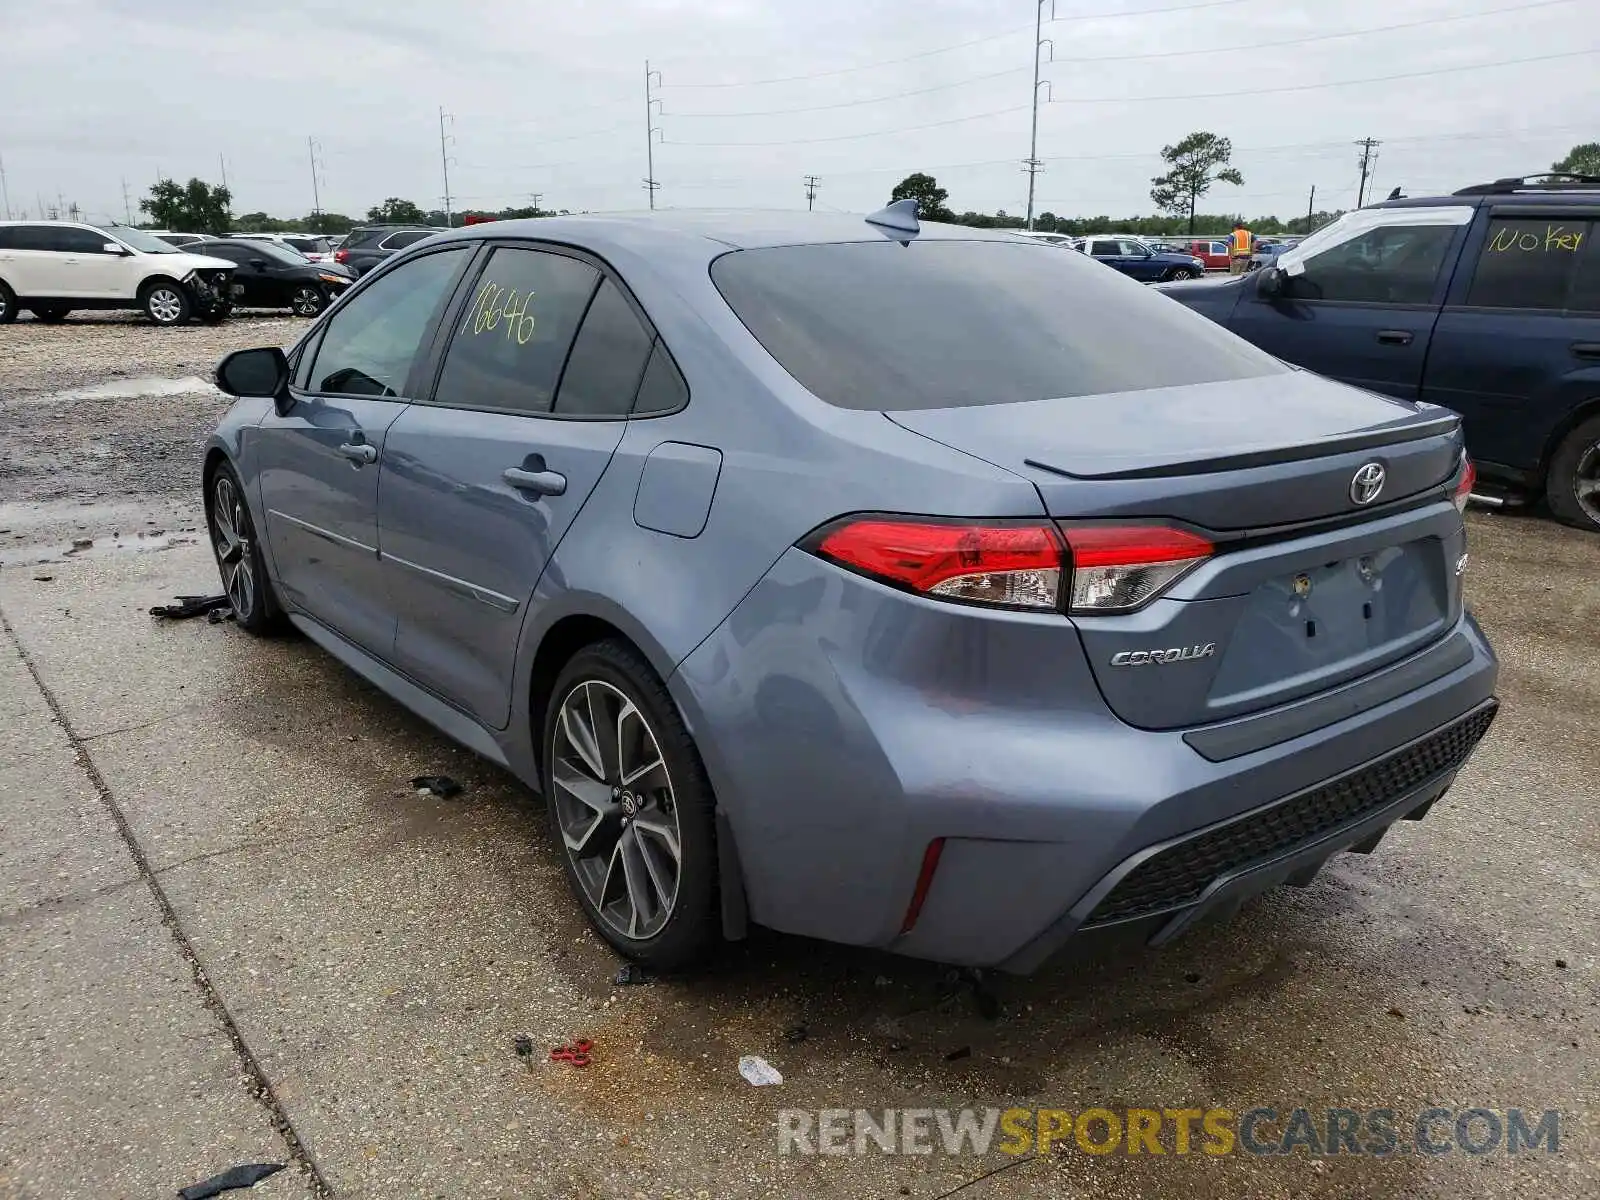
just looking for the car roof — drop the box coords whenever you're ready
[1375,191,1600,211]
[418,210,1038,255]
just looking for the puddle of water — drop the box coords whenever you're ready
[0,497,205,568]
[7,375,219,407]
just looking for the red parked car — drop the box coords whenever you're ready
[1186,239,1231,271]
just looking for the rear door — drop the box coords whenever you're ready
[15,225,102,298]
[255,245,473,653]
[1227,211,1469,400]
[1422,209,1600,475]
[378,243,653,728]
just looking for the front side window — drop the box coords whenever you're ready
[98,225,180,254]
[41,226,112,254]
[305,248,467,396]
[1464,217,1589,310]
[432,247,599,415]
[711,240,1284,411]
[1281,224,1455,305]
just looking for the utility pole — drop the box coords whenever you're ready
[0,154,11,221]
[1354,138,1381,208]
[644,60,663,209]
[804,175,820,211]
[1024,0,1055,231]
[307,137,324,224]
[219,154,228,190]
[529,192,544,214]
[121,177,133,224]
[439,107,456,227]
[1306,183,1315,224]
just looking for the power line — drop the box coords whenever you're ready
[667,102,1031,148]
[1047,46,1600,104]
[660,0,1259,88]
[667,0,1576,118]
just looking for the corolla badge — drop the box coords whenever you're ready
[1350,461,1386,505]
[1110,644,1217,667]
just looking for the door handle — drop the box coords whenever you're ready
[1376,330,1414,346]
[503,466,567,497]
[338,441,378,465]
[1570,341,1600,360]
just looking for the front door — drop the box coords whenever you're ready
[1227,212,1468,401]
[255,245,473,654]
[379,245,658,728]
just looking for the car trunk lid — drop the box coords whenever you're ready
[887,374,1468,730]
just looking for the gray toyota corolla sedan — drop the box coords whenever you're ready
[203,204,1498,974]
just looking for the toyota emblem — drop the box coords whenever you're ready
[1350,461,1386,505]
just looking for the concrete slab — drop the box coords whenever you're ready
[0,515,1595,1199]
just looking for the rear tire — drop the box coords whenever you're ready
[0,281,16,324]
[542,639,718,971]
[29,305,70,323]
[1545,413,1600,533]
[141,280,191,326]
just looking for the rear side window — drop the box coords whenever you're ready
[1569,228,1600,313]
[553,279,654,417]
[432,246,599,415]
[632,342,689,415]
[343,228,385,249]
[1464,217,1589,310]
[1282,224,1455,305]
[306,247,467,396]
[710,240,1282,410]
[0,227,18,250]
[382,230,433,250]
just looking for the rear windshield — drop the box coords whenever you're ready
[710,240,1283,410]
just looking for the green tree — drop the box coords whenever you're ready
[306,212,355,235]
[1551,143,1600,176]
[139,178,233,234]
[1149,132,1244,234]
[889,173,954,222]
[366,197,428,224]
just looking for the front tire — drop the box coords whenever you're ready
[205,464,285,634]
[141,280,191,326]
[29,305,70,323]
[543,639,718,971]
[290,285,324,317]
[1546,413,1600,532]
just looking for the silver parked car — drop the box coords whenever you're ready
[204,206,1498,973]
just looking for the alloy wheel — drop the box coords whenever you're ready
[291,286,322,317]
[550,679,682,941]
[148,288,183,323]
[209,474,256,620]
[1575,441,1600,526]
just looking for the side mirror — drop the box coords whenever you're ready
[101,242,128,255]
[1257,266,1284,298]
[216,346,289,402]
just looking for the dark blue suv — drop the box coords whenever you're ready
[1163,174,1600,531]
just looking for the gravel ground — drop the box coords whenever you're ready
[0,313,304,555]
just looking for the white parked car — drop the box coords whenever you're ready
[0,221,235,325]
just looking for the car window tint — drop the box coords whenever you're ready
[1089,240,1118,256]
[432,247,599,415]
[36,226,106,253]
[554,279,654,417]
[0,227,17,250]
[631,341,689,415]
[711,240,1283,411]
[1464,218,1588,310]
[1282,224,1455,305]
[306,248,466,397]
[384,230,433,249]
[1569,226,1600,312]
[205,244,250,264]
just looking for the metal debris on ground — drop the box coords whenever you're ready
[176,1162,286,1199]
[550,1039,593,1068]
[410,774,463,798]
[613,963,652,986]
[150,594,232,620]
[738,1055,784,1086]
[512,1034,535,1058]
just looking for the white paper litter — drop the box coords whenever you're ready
[738,1055,783,1086]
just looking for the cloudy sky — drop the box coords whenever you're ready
[1,0,1595,225]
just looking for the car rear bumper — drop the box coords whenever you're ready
[671,548,1500,973]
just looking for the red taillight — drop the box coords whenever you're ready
[334,248,349,263]
[1453,457,1476,513]
[1059,524,1213,614]
[810,517,1065,610]
[900,838,945,934]
[803,516,1213,614]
